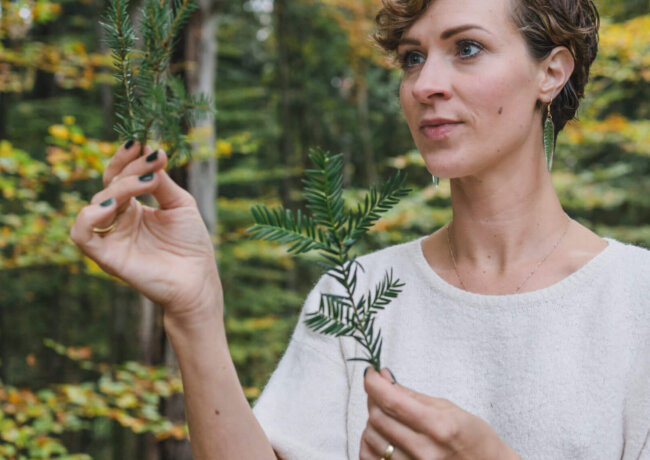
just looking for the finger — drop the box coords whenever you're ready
[110,147,165,186]
[108,148,194,210]
[360,425,411,460]
[70,197,120,246]
[90,170,162,229]
[368,403,433,460]
[109,147,166,216]
[103,140,143,188]
[365,370,459,443]
[92,169,163,206]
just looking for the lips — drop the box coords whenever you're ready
[419,118,463,141]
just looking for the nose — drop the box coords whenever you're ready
[410,57,452,104]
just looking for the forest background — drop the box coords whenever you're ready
[0,0,649,458]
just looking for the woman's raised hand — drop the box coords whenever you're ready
[70,141,223,324]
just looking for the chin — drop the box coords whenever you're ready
[419,150,461,179]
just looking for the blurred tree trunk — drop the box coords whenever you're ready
[274,0,295,207]
[356,69,377,186]
[161,1,219,459]
[139,294,163,460]
[273,0,300,292]
[94,0,115,140]
[185,1,219,235]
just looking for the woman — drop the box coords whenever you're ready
[71,0,650,458]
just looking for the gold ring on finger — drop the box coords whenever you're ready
[92,219,118,237]
[382,443,394,459]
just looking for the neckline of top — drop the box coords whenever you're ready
[410,236,618,307]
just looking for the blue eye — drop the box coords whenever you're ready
[458,40,483,58]
[399,51,425,69]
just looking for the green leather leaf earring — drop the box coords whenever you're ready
[543,103,555,172]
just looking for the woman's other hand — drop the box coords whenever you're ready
[70,141,222,325]
[360,368,522,460]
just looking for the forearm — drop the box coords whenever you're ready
[164,308,277,460]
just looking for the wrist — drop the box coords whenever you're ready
[163,287,224,336]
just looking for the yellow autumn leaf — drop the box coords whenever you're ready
[98,142,116,155]
[0,140,12,157]
[48,125,69,139]
[243,386,260,398]
[70,132,86,144]
[251,316,279,330]
[2,187,15,199]
[115,393,138,409]
[217,139,233,158]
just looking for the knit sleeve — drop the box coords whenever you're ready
[252,276,350,460]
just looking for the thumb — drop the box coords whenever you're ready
[152,169,196,210]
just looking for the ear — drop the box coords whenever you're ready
[538,46,575,104]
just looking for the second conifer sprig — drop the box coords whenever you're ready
[248,148,410,370]
[101,0,213,162]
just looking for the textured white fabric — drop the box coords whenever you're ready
[252,237,650,459]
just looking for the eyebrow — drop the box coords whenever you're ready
[398,24,492,47]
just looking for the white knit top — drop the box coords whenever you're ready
[253,237,650,459]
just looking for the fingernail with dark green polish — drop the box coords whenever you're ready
[100,198,115,207]
[139,172,154,182]
[145,150,159,162]
[125,139,135,149]
[364,366,372,378]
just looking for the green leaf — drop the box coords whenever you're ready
[346,170,410,243]
[302,148,346,232]
[247,206,327,254]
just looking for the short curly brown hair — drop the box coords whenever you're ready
[374,0,600,135]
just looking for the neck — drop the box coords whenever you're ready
[448,151,568,275]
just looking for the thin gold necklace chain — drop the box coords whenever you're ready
[446,215,572,294]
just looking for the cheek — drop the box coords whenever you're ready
[399,81,413,119]
[465,67,535,129]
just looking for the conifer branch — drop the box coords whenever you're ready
[345,171,409,245]
[102,0,212,162]
[162,0,196,53]
[101,0,137,139]
[248,148,411,370]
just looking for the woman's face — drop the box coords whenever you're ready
[398,0,545,180]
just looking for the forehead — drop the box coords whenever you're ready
[404,0,517,40]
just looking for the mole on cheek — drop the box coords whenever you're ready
[498,107,503,115]
[215,409,220,416]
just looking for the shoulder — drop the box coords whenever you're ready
[355,237,424,281]
[605,237,650,272]
[356,237,424,266]
[602,238,650,314]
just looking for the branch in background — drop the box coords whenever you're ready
[101,0,210,163]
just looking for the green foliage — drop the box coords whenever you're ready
[0,340,185,459]
[101,0,212,162]
[248,148,410,370]
[2,1,650,457]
